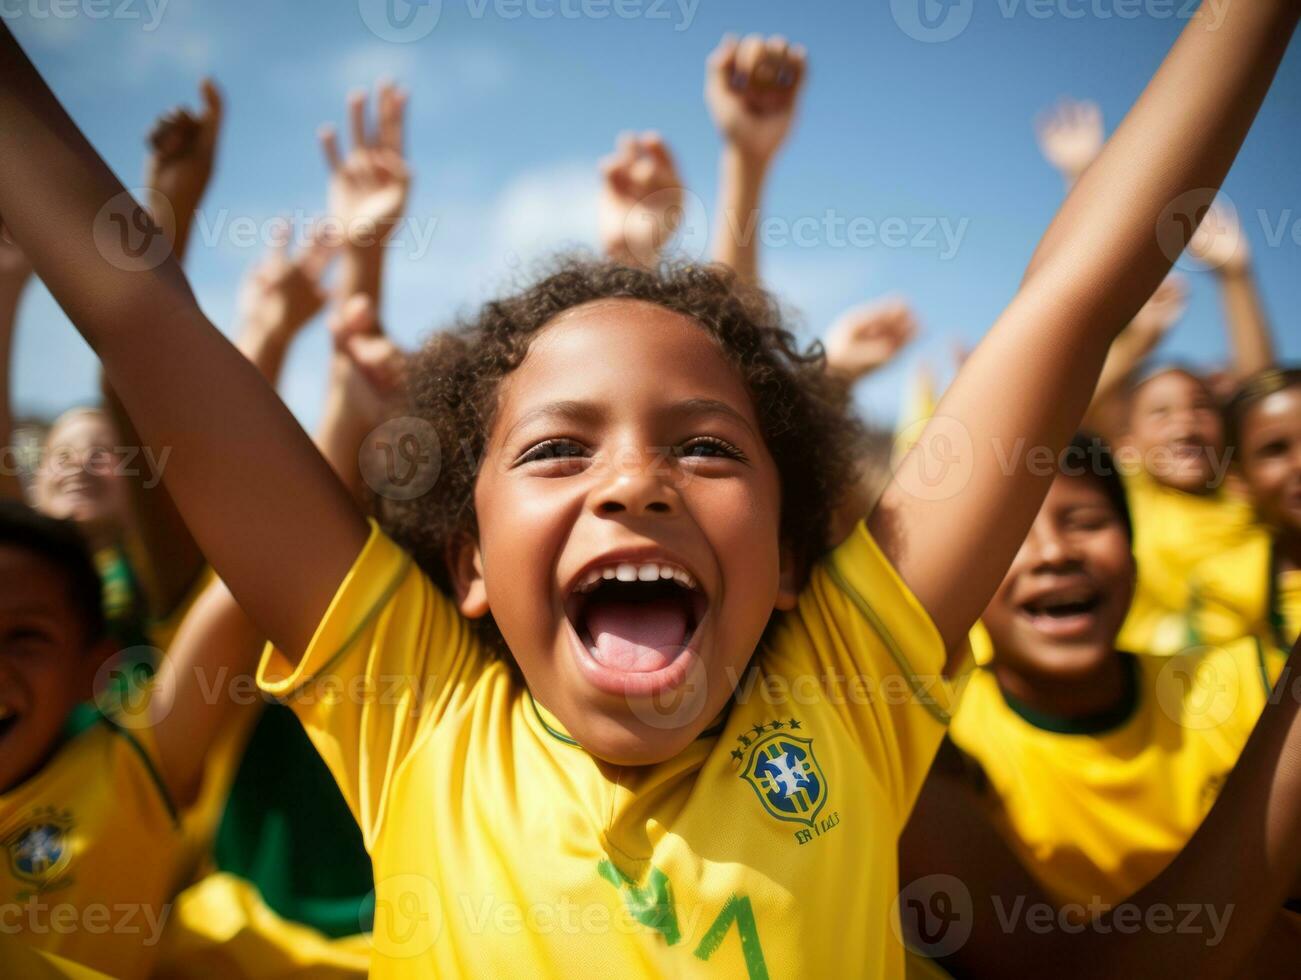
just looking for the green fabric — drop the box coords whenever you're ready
[213,704,375,938]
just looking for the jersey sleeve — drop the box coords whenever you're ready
[257,520,485,846]
[771,519,954,825]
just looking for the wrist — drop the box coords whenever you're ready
[722,143,772,182]
[1214,259,1252,281]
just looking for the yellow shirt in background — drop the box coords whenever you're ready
[1189,534,1301,656]
[1118,472,1260,655]
[0,707,185,979]
[949,638,1278,909]
[258,520,952,979]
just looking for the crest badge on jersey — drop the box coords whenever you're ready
[5,809,74,887]
[740,731,827,827]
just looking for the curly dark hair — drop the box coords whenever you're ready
[381,256,866,652]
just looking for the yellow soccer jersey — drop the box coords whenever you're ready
[1189,535,1301,655]
[949,638,1278,909]
[0,932,113,978]
[1118,472,1260,656]
[155,872,371,979]
[0,706,185,979]
[259,520,952,979]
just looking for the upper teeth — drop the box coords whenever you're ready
[574,562,697,593]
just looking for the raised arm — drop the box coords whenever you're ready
[235,222,335,384]
[319,294,408,506]
[142,79,222,264]
[598,131,684,270]
[903,635,1301,977]
[871,3,1299,662]
[1083,274,1188,442]
[705,33,806,284]
[96,81,226,620]
[0,228,31,502]
[0,27,369,659]
[1188,199,1276,379]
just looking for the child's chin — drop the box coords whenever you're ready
[579,724,703,767]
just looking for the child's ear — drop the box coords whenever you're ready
[775,541,799,612]
[446,535,490,619]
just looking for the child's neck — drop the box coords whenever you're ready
[992,652,1131,728]
[1277,529,1301,574]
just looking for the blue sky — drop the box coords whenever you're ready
[8,0,1301,431]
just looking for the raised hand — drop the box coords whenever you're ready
[238,223,335,337]
[598,131,684,268]
[1034,98,1103,185]
[1186,200,1250,274]
[824,295,919,383]
[235,221,336,384]
[329,293,407,410]
[144,79,223,256]
[319,82,411,248]
[705,33,807,165]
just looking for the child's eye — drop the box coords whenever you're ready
[516,439,588,467]
[675,437,746,461]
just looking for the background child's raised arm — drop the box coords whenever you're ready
[871,2,1299,662]
[705,33,806,284]
[0,228,31,502]
[1188,200,1277,380]
[0,26,369,660]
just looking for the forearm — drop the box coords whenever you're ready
[151,576,266,806]
[710,146,768,284]
[101,380,204,619]
[316,354,376,507]
[0,26,368,657]
[1218,265,1276,379]
[235,321,293,386]
[142,187,197,265]
[1083,326,1156,439]
[875,3,1298,654]
[1027,3,1297,308]
[0,279,26,501]
[1073,642,1301,977]
[337,245,383,307]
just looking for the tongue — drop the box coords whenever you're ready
[585,597,689,673]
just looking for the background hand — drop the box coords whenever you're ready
[598,131,684,268]
[319,82,411,249]
[706,33,807,164]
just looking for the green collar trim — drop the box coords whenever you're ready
[997,653,1140,736]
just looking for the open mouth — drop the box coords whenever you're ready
[1019,587,1103,639]
[563,560,708,696]
[0,705,17,742]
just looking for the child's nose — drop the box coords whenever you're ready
[590,454,677,517]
